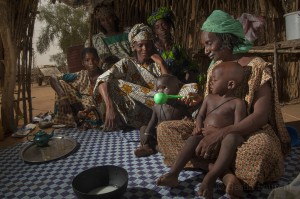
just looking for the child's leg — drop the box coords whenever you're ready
[139,126,148,145]
[157,135,205,187]
[134,127,156,157]
[199,134,244,198]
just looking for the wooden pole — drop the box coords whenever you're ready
[0,1,18,135]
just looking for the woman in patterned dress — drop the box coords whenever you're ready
[50,47,103,129]
[86,4,132,61]
[94,23,199,131]
[156,10,291,198]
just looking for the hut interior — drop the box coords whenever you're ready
[0,1,300,199]
[0,0,299,136]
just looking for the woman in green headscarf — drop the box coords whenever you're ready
[147,7,201,84]
[156,10,290,198]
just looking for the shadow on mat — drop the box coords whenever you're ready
[124,187,162,198]
[286,121,300,136]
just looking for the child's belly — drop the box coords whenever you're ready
[204,114,234,128]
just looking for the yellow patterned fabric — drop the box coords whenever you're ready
[94,57,199,129]
[157,57,291,188]
[54,70,102,128]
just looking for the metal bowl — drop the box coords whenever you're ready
[72,165,128,199]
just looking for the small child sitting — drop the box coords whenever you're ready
[134,74,192,157]
[157,61,247,199]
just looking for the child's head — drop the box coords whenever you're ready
[156,74,182,95]
[81,47,100,72]
[211,61,244,95]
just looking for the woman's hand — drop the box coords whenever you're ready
[195,126,223,159]
[150,53,163,64]
[151,53,170,74]
[104,104,119,131]
[180,93,203,107]
[77,108,92,120]
[77,110,87,119]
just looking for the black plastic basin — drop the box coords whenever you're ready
[72,165,128,199]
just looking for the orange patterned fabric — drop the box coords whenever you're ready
[157,57,291,188]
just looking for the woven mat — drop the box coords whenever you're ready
[0,128,299,199]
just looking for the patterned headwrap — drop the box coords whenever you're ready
[201,10,253,54]
[147,7,175,27]
[94,4,115,18]
[128,23,154,48]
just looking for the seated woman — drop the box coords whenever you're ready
[86,4,132,61]
[156,10,291,198]
[94,23,199,131]
[147,7,201,84]
[50,47,103,129]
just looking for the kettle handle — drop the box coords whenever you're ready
[27,132,34,142]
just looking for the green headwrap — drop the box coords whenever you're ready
[201,10,253,54]
[147,7,175,27]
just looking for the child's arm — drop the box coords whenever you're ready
[234,99,247,124]
[193,96,208,135]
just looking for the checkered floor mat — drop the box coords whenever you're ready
[0,128,299,199]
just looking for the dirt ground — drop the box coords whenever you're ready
[0,83,55,148]
[30,83,55,117]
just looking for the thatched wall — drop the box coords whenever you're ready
[61,0,300,103]
[111,0,300,103]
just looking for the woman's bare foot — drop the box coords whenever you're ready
[156,173,179,187]
[198,172,215,199]
[222,173,244,199]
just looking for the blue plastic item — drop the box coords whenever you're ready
[286,125,300,147]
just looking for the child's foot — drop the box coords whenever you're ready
[156,173,179,187]
[134,145,156,157]
[222,173,244,199]
[198,173,215,199]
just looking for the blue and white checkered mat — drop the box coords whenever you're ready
[1,128,299,199]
